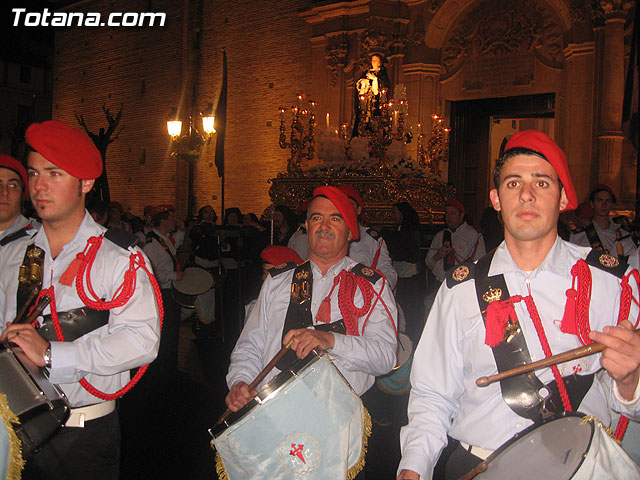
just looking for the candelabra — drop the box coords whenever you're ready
[417,114,450,177]
[279,95,317,173]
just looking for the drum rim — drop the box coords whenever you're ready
[172,266,214,296]
[211,351,324,438]
[478,411,594,478]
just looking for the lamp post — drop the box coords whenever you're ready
[167,103,215,218]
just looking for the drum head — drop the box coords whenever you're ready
[395,333,413,370]
[172,267,214,296]
[476,414,593,479]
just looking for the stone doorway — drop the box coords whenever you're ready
[448,93,555,226]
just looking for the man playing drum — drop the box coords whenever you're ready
[398,130,640,479]
[226,186,397,408]
[0,120,161,479]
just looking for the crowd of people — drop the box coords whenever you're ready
[1,120,639,479]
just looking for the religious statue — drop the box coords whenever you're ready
[352,54,390,137]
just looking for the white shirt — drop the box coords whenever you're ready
[0,214,38,243]
[143,229,179,289]
[0,212,160,407]
[570,220,637,261]
[227,256,398,396]
[399,238,640,478]
[425,222,485,282]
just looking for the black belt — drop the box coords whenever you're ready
[39,308,110,342]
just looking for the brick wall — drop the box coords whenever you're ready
[53,0,312,220]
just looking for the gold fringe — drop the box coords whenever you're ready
[0,393,25,480]
[580,414,621,445]
[347,405,372,480]
[211,405,373,480]
[214,451,229,480]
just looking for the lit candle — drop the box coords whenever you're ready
[326,113,330,129]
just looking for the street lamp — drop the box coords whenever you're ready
[166,104,216,218]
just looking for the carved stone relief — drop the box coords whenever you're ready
[325,37,348,88]
[441,0,564,90]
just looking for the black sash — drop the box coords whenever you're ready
[147,231,178,270]
[276,261,348,371]
[0,224,32,247]
[474,250,593,423]
[585,224,605,252]
[443,229,456,270]
[38,308,110,342]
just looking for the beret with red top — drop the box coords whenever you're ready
[260,246,303,266]
[445,199,465,214]
[25,120,103,180]
[311,186,359,240]
[503,130,577,211]
[0,154,28,199]
[151,204,175,218]
[337,184,363,207]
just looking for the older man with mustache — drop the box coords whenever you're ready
[226,186,397,409]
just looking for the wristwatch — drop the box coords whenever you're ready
[43,343,52,368]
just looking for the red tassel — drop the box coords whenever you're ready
[484,301,516,347]
[59,256,82,286]
[560,288,578,335]
[316,297,332,323]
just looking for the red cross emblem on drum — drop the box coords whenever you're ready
[278,433,320,474]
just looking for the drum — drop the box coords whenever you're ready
[171,266,214,308]
[0,343,69,457]
[469,413,640,479]
[210,352,370,479]
[376,333,413,395]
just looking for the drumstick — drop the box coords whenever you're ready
[23,294,52,325]
[459,461,488,480]
[216,339,294,425]
[476,328,640,388]
[13,286,40,325]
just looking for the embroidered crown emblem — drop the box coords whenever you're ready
[599,254,619,268]
[452,265,469,281]
[482,286,502,304]
[296,270,310,280]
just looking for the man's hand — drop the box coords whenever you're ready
[397,469,420,479]
[433,242,452,261]
[225,382,256,412]
[589,320,640,400]
[176,270,185,281]
[283,329,335,359]
[0,323,49,367]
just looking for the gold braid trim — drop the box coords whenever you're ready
[213,450,229,480]
[347,405,372,480]
[580,415,621,445]
[0,393,25,479]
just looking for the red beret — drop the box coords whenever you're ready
[151,204,175,217]
[0,154,28,199]
[445,199,465,214]
[590,183,617,204]
[504,130,577,212]
[576,201,594,219]
[25,120,103,180]
[260,246,303,266]
[311,186,359,240]
[337,184,363,206]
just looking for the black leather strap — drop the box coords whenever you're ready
[38,308,110,342]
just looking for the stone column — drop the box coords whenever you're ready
[597,1,631,192]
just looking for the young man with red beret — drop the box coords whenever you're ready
[0,154,38,245]
[398,131,640,479]
[425,198,485,284]
[570,183,638,263]
[226,186,397,409]
[0,120,161,479]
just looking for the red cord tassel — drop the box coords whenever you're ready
[316,297,332,323]
[560,287,578,335]
[484,300,517,347]
[59,255,82,286]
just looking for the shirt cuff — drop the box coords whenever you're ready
[613,376,640,405]
[46,341,79,384]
